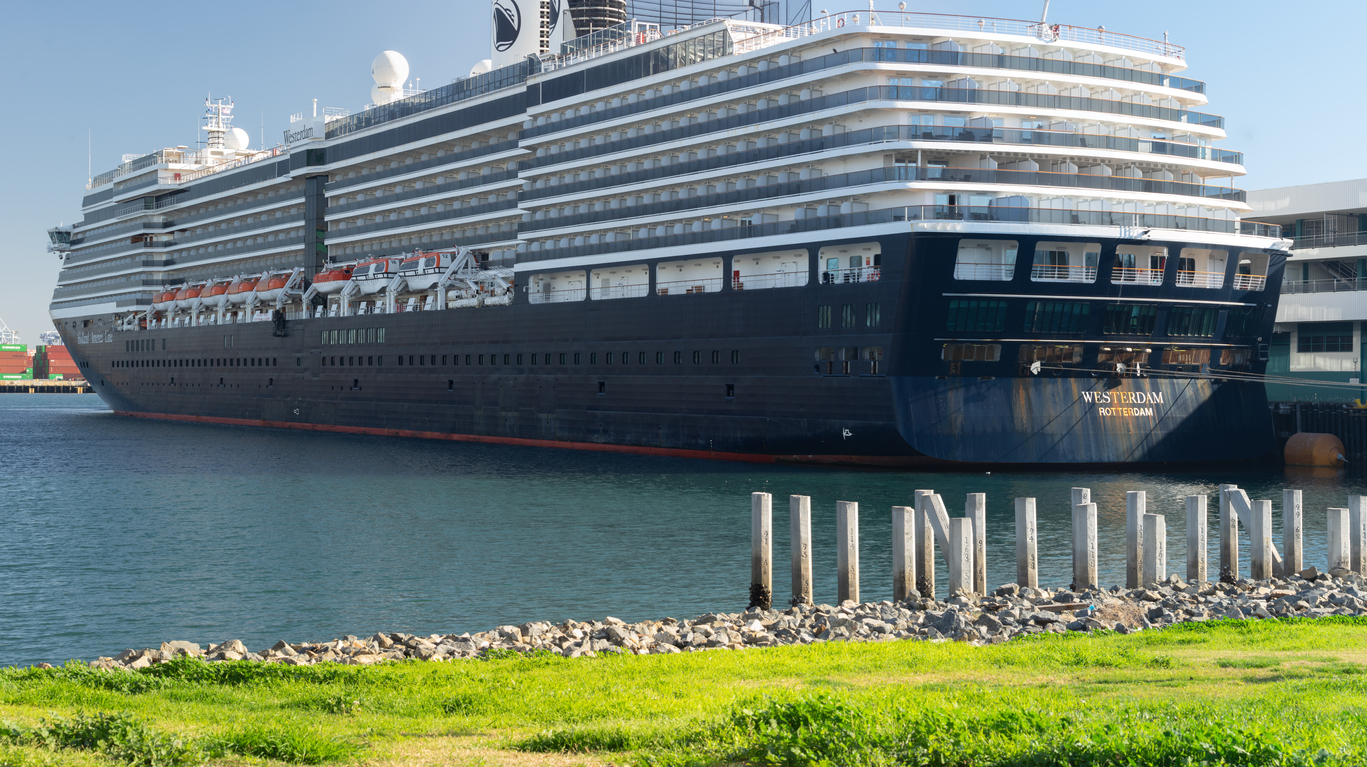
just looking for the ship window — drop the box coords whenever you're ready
[864,346,885,375]
[517,354,523,365]
[942,343,1001,362]
[349,357,355,366]
[574,353,581,364]
[1031,242,1100,283]
[1297,323,1354,353]
[561,353,568,364]
[1018,344,1083,364]
[1226,307,1262,339]
[1220,348,1252,367]
[465,354,472,365]
[442,355,447,365]
[368,356,373,365]
[731,350,739,364]
[420,355,425,365]
[1112,245,1167,285]
[638,352,646,365]
[1162,348,1211,366]
[478,354,484,365]
[378,328,385,343]
[693,351,702,364]
[620,352,629,365]
[707,350,717,364]
[1098,347,1151,365]
[330,330,339,344]
[726,383,735,398]
[504,354,510,365]
[674,351,682,364]
[815,347,835,374]
[1166,306,1218,337]
[866,303,881,327]
[348,329,356,344]
[657,352,664,364]
[1103,303,1158,335]
[377,356,383,366]
[1023,301,1090,334]
[448,380,454,391]
[841,304,855,328]
[591,353,599,365]
[818,305,831,329]
[955,239,1018,281]
[946,299,1007,332]
[1235,252,1270,291]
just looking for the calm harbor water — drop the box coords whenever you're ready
[2,393,1365,667]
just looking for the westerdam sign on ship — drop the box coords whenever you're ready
[46,3,1289,465]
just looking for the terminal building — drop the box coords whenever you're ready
[1248,179,1367,402]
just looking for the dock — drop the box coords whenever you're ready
[0,380,91,394]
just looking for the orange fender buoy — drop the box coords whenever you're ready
[1284,433,1346,468]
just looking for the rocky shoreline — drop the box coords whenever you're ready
[73,567,1366,671]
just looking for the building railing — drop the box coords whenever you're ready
[1282,278,1367,294]
[1030,264,1097,282]
[1111,267,1164,285]
[736,271,810,289]
[657,278,723,295]
[1175,269,1225,288]
[589,283,650,300]
[1290,231,1367,250]
[528,287,586,304]
[1231,273,1267,291]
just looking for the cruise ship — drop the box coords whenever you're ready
[46,3,1291,465]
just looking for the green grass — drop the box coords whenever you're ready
[2,617,1367,765]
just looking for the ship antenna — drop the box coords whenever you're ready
[203,95,235,150]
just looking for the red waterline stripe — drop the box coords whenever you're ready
[114,410,792,463]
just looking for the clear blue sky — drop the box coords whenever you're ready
[0,0,1358,344]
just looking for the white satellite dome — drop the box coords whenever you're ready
[371,51,409,87]
[470,59,493,78]
[371,84,396,106]
[224,127,250,151]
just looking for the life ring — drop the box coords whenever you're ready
[836,17,845,27]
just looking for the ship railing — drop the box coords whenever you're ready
[657,278,723,295]
[1281,278,1367,294]
[529,287,587,304]
[953,263,1016,281]
[589,284,651,300]
[731,10,1183,61]
[1030,264,1097,283]
[1110,267,1164,285]
[1175,269,1225,288]
[1231,273,1267,291]
[735,271,810,290]
[818,267,880,285]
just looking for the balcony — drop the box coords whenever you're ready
[736,271,809,290]
[528,287,585,304]
[819,267,880,285]
[1231,273,1267,291]
[589,284,650,300]
[1175,269,1224,289]
[1030,264,1097,283]
[657,278,722,295]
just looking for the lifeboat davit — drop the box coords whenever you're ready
[255,273,293,302]
[227,277,260,304]
[398,251,452,292]
[152,289,177,312]
[313,265,353,295]
[354,257,403,295]
[202,281,230,308]
[174,284,203,311]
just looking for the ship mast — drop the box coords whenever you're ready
[203,96,234,150]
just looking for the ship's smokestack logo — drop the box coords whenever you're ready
[493,0,522,52]
[547,0,560,30]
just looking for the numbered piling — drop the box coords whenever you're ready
[1219,484,1239,582]
[1142,513,1167,588]
[892,505,915,602]
[1186,495,1207,583]
[914,490,935,598]
[1072,502,1098,591]
[1251,499,1273,580]
[1350,496,1367,576]
[750,492,772,610]
[1126,491,1146,589]
[1015,497,1038,589]
[949,518,974,595]
[966,493,986,595]
[1282,490,1302,577]
[837,501,859,604]
[789,495,812,606]
[1329,508,1350,572]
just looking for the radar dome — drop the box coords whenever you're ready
[371,51,409,87]
[224,127,250,151]
[470,59,493,78]
[371,84,396,106]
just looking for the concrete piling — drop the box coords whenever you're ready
[1126,491,1146,589]
[789,495,812,606]
[949,518,974,595]
[1186,495,1207,583]
[892,505,915,602]
[1218,484,1239,582]
[1072,487,1091,507]
[750,493,773,609]
[1282,490,1302,577]
[1250,500,1273,580]
[1015,497,1038,589]
[1329,508,1350,572]
[1350,497,1367,576]
[1142,513,1166,588]
[966,493,986,595]
[914,490,935,598]
[1072,502,1098,591]
[837,501,859,604]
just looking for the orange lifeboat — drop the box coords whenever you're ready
[255,273,294,302]
[152,289,177,312]
[174,285,203,311]
[313,265,354,295]
[227,277,260,305]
